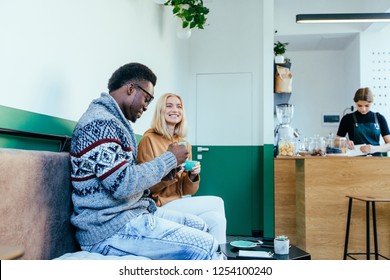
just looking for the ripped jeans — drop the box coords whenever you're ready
[81,208,224,260]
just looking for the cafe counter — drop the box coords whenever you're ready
[274,156,390,260]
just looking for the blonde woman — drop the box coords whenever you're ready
[137,93,227,244]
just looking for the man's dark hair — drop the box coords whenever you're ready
[108,62,157,92]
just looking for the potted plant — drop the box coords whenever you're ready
[274,235,290,255]
[274,41,289,64]
[164,0,210,29]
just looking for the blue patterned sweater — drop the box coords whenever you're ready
[70,93,177,246]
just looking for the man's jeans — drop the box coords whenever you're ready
[81,208,224,260]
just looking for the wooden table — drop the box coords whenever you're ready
[0,244,24,260]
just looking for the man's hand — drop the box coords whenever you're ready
[167,143,188,165]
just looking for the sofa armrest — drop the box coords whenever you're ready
[0,148,79,259]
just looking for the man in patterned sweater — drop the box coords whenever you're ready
[70,62,222,259]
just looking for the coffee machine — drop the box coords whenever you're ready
[274,103,299,156]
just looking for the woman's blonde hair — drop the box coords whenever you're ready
[354,87,374,103]
[151,93,188,139]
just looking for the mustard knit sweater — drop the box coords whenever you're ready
[137,128,200,206]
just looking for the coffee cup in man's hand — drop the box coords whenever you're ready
[167,143,188,165]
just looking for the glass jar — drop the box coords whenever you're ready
[326,137,347,154]
[335,137,347,154]
[298,137,311,156]
[312,136,326,156]
[278,138,296,156]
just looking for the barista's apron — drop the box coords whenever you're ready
[352,112,383,156]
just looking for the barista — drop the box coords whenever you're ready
[336,87,390,156]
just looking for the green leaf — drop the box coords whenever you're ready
[167,0,209,30]
[173,6,180,14]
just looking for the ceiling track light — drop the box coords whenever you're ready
[296,13,390,23]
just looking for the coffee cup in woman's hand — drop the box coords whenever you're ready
[183,160,198,171]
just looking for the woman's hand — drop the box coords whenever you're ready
[189,162,201,181]
[360,145,375,154]
[347,140,355,150]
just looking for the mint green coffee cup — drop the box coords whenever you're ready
[183,160,197,171]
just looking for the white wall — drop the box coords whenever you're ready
[360,26,390,141]
[282,36,361,139]
[188,0,274,145]
[3,0,389,147]
[279,29,390,141]
[344,34,361,102]
[0,0,191,134]
[273,0,390,140]
[0,0,274,145]
[285,50,348,138]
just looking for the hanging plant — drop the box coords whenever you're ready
[165,0,210,29]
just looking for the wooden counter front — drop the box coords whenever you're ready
[274,156,390,260]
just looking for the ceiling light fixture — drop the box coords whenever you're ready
[296,13,390,23]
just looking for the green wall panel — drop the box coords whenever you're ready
[0,105,143,151]
[0,105,76,151]
[262,144,275,238]
[251,145,263,235]
[192,145,274,238]
[192,145,266,236]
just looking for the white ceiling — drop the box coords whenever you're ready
[275,33,358,51]
[274,0,390,51]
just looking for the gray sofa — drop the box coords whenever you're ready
[0,148,148,260]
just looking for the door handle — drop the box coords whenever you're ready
[197,147,209,152]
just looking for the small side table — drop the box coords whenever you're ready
[221,240,311,260]
[343,195,390,260]
[0,244,24,260]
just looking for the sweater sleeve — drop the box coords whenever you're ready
[179,172,200,195]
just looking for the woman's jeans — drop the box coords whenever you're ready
[162,195,227,244]
[81,208,224,260]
